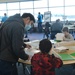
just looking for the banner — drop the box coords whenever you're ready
[44,11,51,22]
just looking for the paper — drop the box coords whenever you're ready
[54,46,69,52]
[70,53,75,57]
[55,33,64,41]
[25,48,40,56]
[50,40,57,44]
[59,54,75,60]
[25,40,40,49]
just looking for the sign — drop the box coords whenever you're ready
[44,11,51,22]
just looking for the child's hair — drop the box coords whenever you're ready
[39,39,52,53]
[62,27,69,32]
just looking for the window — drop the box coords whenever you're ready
[20,9,33,15]
[20,1,33,9]
[49,0,64,7]
[0,3,6,10]
[0,10,7,16]
[34,8,48,20]
[7,2,19,10]
[8,10,20,16]
[49,7,64,21]
[34,0,48,8]
[65,0,75,6]
[65,7,75,21]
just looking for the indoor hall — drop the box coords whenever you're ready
[0,0,75,75]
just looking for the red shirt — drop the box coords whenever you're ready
[31,52,63,75]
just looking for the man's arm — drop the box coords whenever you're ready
[12,24,29,60]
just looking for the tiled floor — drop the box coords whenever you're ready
[18,32,74,75]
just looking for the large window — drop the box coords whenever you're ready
[0,3,6,10]
[20,1,33,9]
[34,0,48,8]
[34,8,48,20]
[20,9,33,15]
[65,7,75,21]
[49,0,64,7]
[49,7,64,21]
[8,10,20,16]
[0,0,75,21]
[65,0,75,6]
[7,2,19,10]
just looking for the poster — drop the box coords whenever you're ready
[44,11,51,22]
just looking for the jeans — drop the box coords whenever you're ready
[38,22,42,33]
[51,31,61,39]
[0,60,18,75]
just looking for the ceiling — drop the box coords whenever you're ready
[0,0,39,3]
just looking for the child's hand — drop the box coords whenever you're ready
[28,56,32,60]
[63,37,66,41]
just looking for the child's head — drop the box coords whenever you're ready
[62,27,69,36]
[39,39,52,53]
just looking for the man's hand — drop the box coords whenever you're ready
[26,44,31,49]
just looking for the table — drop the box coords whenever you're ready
[18,40,75,65]
[18,40,75,74]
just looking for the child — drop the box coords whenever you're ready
[31,39,63,75]
[62,27,74,41]
[43,22,51,39]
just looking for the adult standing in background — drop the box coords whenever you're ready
[1,13,8,24]
[0,13,35,75]
[37,12,43,33]
[51,19,63,39]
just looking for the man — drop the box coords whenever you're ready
[0,13,35,75]
[51,19,63,39]
[37,12,43,33]
[1,13,8,23]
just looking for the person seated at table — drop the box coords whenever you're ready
[31,39,63,75]
[62,27,74,41]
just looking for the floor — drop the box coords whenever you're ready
[17,32,75,75]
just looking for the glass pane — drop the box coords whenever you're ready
[20,9,33,16]
[34,8,48,20]
[0,3,6,10]
[49,7,64,21]
[65,0,75,6]
[34,0,48,8]
[7,2,19,10]
[65,7,75,21]
[49,0,64,7]
[8,10,20,16]
[20,1,33,9]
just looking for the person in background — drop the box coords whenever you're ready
[65,20,72,25]
[31,39,63,75]
[51,19,63,39]
[43,22,51,39]
[62,27,74,41]
[0,13,35,75]
[1,13,8,24]
[37,12,43,33]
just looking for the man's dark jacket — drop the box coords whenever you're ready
[0,14,29,62]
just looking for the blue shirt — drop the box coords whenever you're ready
[38,14,42,23]
[1,16,8,23]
